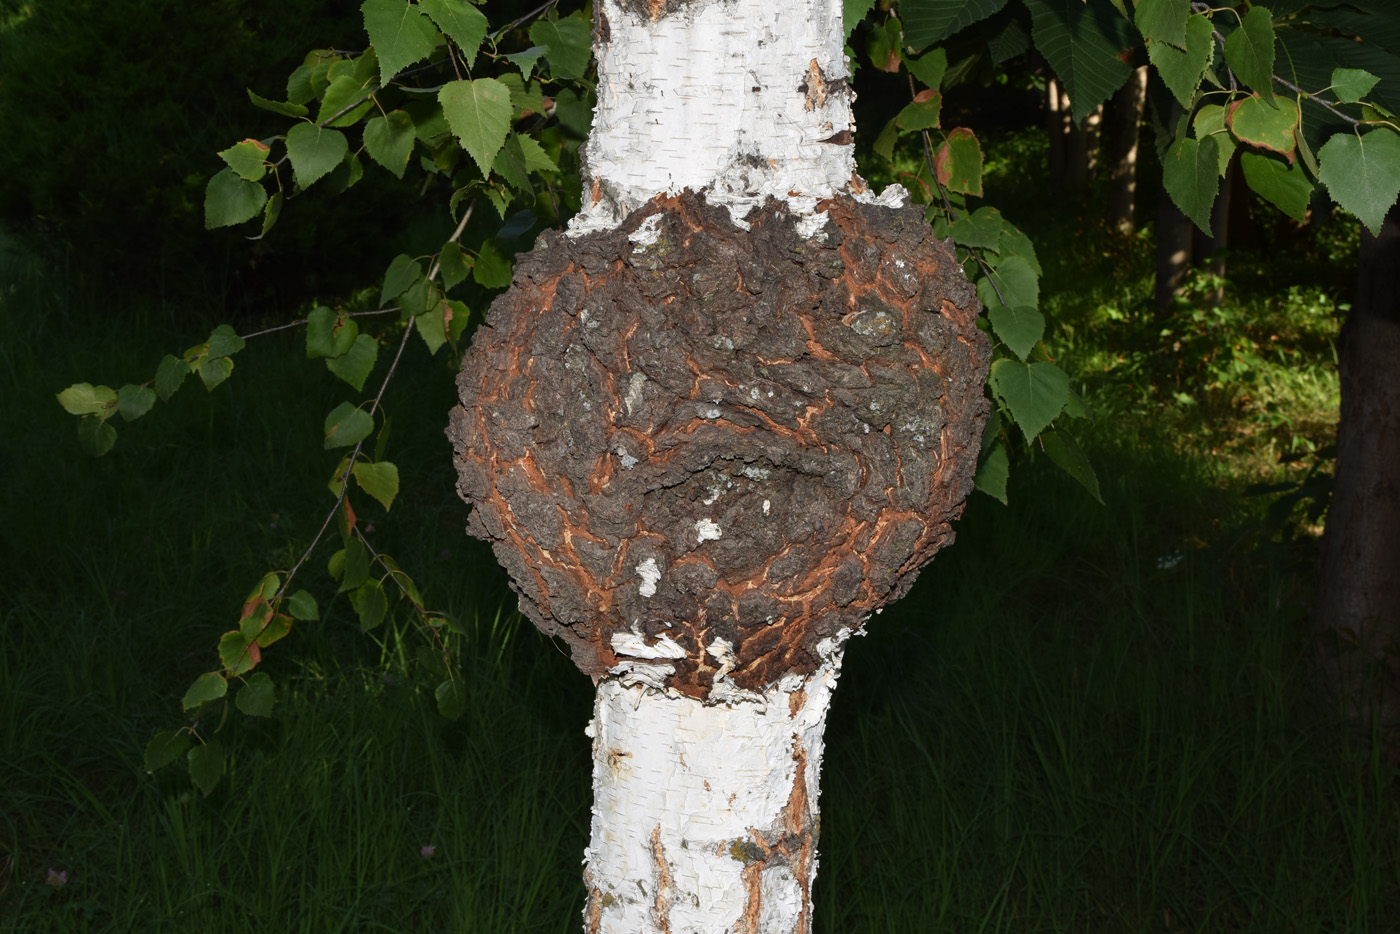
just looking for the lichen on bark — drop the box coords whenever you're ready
[449,190,989,698]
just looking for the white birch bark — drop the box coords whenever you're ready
[572,2,882,931]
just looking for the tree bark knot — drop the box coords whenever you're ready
[450,190,989,698]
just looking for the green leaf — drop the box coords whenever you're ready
[1041,427,1102,503]
[218,139,270,181]
[1333,67,1380,105]
[207,324,246,358]
[1147,13,1213,110]
[1024,0,1133,125]
[896,91,943,131]
[187,742,225,797]
[288,589,320,621]
[254,614,292,648]
[236,672,276,718]
[421,0,488,66]
[144,731,191,773]
[1192,104,1236,176]
[324,402,374,449]
[319,74,376,127]
[362,0,439,86]
[503,46,548,81]
[903,47,948,91]
[285,123,350,189]
[306,306,360,359]
[340,539,371,594]
[552,86,595,138]
[1318,129,1400,237]
[498,73,547,119]
[1135,0,1189,49]
[415,302,449,355]
[155,355,190,401]
[440,77,513,179]
[973,439,1009,504]
[933,126,982,195]
[867,16,903,73]
[353,460,401,510]
[989,358,1070,442]
[997,225,1041,274]
[218,631,259,675]
[326,334,380,391]
[987,305,1045,361]
[351,578,389,631]
[204,168,267,229]
[473,239,513,288]
[844,0,876,38]
[873,119,900,162]
[1223,6,1276,106]
[1163,133,1220,234]
[1240,151,1312,223]
[247,89,308,118]
[946,205,1009,250]
[364,110,416,178]
[976,254,1039,308]
[447,299,472,345]
[1227,95,1298,157]
[397,277,432,321]
[57,382,116,416]
[435,678,468,720]
[529,14,593,80]
[492,134,532,192]
[181,672,228,711]
[197,355,235,391]
[439,241,470,291]
[256,192,283,240]
[116,384,156,421]
[380,254,423,306]
[77,416,117,456]
[901,0,1010,52]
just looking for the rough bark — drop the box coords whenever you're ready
[1315,206,1400,750]
[1107,66,1148,235]
[449,192,988,699]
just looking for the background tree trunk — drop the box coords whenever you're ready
[1107,66,1148,234]
[1315,205,1400,754]
[1195,154,1234,308]
[1155,183,1193,314]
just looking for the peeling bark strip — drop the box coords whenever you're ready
[449,192,989,698]
[581,659,839,934]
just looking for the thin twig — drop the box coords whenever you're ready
[271,199,478,606]
[238,307,399,341]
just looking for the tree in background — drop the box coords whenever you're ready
[54,0,1400,927]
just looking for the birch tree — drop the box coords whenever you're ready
[448,3,988,929]
[62,0,1400,924]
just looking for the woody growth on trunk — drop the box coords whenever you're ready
[449,1,989,930]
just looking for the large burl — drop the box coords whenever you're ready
[449,191,989,699]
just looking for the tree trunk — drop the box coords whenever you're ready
[1195,153,1233,308]
[583,660,840,932]
[1155,183,1193,314]
[452,5,988,931]
[1107,65,1147,235]
[1315,206,1400,753]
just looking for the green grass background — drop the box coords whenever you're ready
[3,139,1398,932]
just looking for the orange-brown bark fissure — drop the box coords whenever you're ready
[450,191,989,697]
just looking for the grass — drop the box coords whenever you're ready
[2,156,1396,934]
